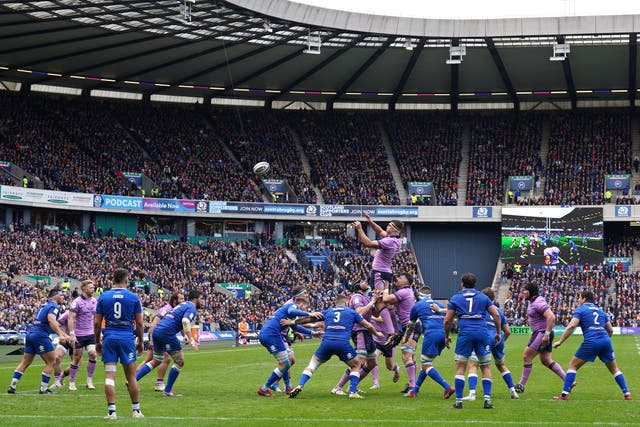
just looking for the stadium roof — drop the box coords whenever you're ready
[1,0,639,109]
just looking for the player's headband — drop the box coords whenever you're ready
[294,289,308,297]
[389,222,400,233]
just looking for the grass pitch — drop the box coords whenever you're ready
[0,335,638,426]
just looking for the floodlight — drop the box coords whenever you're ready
[403,39,414,51]
[446,45,466,65]
[550,43,570,61]
[304,30,321,55]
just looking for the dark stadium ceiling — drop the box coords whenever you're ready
[0,0,639,109]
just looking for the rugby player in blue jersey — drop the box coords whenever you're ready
[552,290,631,401]
[462,288,519,401]
[136,290,203,397]
[331,279,382,395]
[94,268,144,419]
[8,287,72,395]
[288,293,383,399]
[257,294,322,397]
[444,273,502,409]
[403,284,455,399]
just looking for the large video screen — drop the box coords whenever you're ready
[501,207,603,266]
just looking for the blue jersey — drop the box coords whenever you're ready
[448,289,495,333]
[573,302,609,342]
[261,303,309,336]
[484,306,507,337]
[30,300,61,335]
[154,301,197,336]
[410,297,445,332]
[96,288,142,338]
[322,305,364,342]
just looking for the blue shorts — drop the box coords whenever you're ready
[258,331,287,355]
[101,335,137,364]
[314,340,358,363]
[455,332,491,358]
[421,331,446,357]
[489,334,505,360]
[575,338,615,363]
[24,332,54,355]
[152,332,182,353]
[74,334,96,349]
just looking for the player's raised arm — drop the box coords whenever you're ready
[353,220,380,248]
[363,212,387,238]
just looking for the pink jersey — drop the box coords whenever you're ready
[371,236,402,272]
[394,286,415,328]
[349,292,371,331]
[58,311,70,334]
[69,295,97,337]
[156,303,173,319]
[372,306,397,344]
[527,296,550,332]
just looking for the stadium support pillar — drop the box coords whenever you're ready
[4,208,12,228]
[557,36,577,110]
[81,214,91,235]
[265,99,273,110]
[19,83,30,95]
[186,219,195,238]
[142,93,151,104]
[450,38,460,113]
[273,221,283,239]
[629,33,637,109]
[22,210,30,228]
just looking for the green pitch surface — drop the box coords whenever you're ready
[0,335,638,426]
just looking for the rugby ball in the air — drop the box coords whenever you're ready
[253,161,271,175]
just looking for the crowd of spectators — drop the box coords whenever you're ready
[383,112,463,206]
[209,110,317,204]
[503,265,614,327]
[466,114,544,206]
[0,228,420,332]
[112,103,260,202]
[294,112,400,205]
[540,111,631,205]
[2,93,639,209]
[0,92,136,195]
[502,237,638,328]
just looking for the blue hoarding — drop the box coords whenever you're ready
[473,206,492,218]
[509,176,533,191]
[408,182,433,196]
[605,175,631,190]
[94,195,142,210]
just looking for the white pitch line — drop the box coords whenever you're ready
[0,415,635,425]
